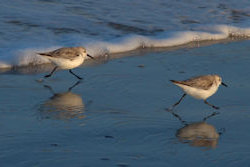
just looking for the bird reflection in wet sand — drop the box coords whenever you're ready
[167,110,224,148]
[39,81,86,120]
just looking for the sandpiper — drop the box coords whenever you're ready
[170,74,227,109]
[37,47,94,80]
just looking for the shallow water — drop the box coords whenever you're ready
[1,40,250,166]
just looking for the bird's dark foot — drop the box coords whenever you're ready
[44,66,57,78]
[75,76,83,80]
[44,74,51,78]
[212,106,220,110]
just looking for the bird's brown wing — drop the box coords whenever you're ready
[38,48,79,59]
[171,75,214,90]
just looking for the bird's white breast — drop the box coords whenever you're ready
[47,55,84,69]
[175,83,219,100]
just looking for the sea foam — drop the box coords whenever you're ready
[1,25,250,69]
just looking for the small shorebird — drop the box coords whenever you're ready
[37,47,94,79]
[170,74,227,109]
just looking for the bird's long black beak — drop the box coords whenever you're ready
[87,54,94,59]
[221,82,228,87]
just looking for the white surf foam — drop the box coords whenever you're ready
[14,47,61,66]
[1,25,250,69]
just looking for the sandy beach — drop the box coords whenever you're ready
[0,39,250,166]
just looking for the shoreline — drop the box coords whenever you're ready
[0,37,248,75]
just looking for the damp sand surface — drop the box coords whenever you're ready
[0,40,250,166]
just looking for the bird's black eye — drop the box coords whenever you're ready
[77,54,80,56]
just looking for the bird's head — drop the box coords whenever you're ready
[214,75,227,87]
[77,47,94,60]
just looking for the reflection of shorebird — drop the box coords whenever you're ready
[168,110,224,148]
[37,47,94,80]
[170,74,228,109]
[40,81,86,120]
[177,122,219,148]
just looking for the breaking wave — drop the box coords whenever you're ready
[1,25,250,69]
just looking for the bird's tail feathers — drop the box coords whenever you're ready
[37,52,52,57]
[170,80,181,84]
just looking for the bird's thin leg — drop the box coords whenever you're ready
[172,93,186,108]
[204,100,220,110]
[44,66,58,78]
[69,69,82,80]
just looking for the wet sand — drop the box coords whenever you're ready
[0,40,250,166]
